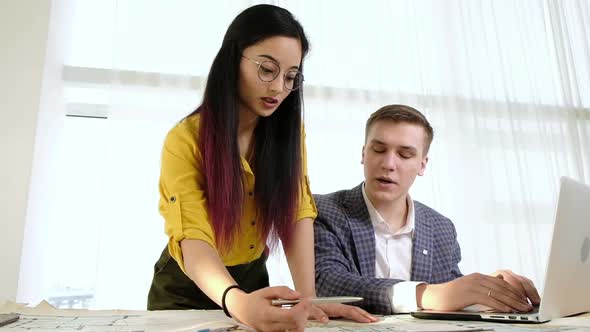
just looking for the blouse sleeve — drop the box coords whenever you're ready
[294,127,318,222]
[158,120,216,273]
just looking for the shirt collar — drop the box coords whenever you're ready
[361,182,415,235]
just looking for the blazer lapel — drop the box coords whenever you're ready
[342,184,376,277]
[411,203,434,283]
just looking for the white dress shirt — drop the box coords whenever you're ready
[362,183,425,313]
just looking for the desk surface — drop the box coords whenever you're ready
[1,301,589,331]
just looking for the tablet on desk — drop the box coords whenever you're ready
[271,296,363,306]
[0,313,19,327]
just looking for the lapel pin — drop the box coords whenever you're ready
[422,249,428,255]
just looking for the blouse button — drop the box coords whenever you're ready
[249,244,255,249]
[170,196,176,203]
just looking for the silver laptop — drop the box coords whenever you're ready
[412,176,590,323]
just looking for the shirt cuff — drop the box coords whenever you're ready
[391,281,427,313]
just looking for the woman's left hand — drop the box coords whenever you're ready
[308,303,378,323]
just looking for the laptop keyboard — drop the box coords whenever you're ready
[514,304,540,314]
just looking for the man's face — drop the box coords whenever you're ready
[362,120,429,208]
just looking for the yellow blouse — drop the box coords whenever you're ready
[159,114,317,273]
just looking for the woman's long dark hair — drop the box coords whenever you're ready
[190,4,310,254]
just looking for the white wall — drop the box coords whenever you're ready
[0,0,51,302]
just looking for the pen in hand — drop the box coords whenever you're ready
[271,296,363,306]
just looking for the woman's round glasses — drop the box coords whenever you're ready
[241,55,304,91]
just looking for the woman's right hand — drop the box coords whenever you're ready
[226,286,311,332]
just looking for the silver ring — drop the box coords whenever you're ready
[487,289,493,297]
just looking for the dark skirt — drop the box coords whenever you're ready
[147,246,269,310]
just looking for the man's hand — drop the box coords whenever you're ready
[417,273,534,312]
[491,269,540,305]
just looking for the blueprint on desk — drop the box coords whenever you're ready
[1,301,589,332]
[0,301,238,332]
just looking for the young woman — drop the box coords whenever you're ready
[147,4,376,331]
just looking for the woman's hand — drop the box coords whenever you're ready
[308,303,378,323]
[226,286,311,332]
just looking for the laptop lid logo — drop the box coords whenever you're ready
[582,236,590,263]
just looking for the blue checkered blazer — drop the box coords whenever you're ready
[314,183,463,314]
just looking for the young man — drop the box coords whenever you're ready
[314,105,540,315]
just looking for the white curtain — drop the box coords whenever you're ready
[19,0,589,309]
